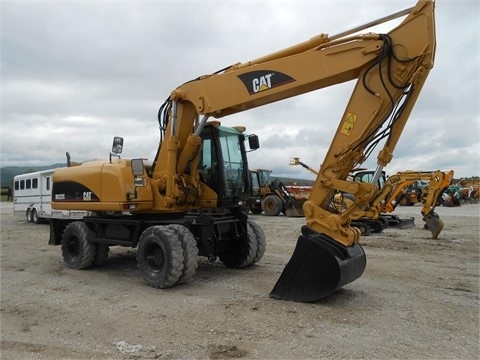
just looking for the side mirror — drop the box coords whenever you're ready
[112,137,124,154]
[248,134,260,151]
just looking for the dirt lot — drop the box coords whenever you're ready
[1,202,479,359]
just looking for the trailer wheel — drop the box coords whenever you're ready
[137,225,183,289]
[219,225,258,269]
[247,220,266,264]
[94,244,110,267]
[169,224,199,283]
[61,221,96,269]
[262,195,283,216]
[26,209,32,223]
[32,209,40,224]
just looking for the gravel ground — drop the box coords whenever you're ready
[1,202,479,359]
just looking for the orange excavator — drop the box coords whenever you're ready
[50,1,436,302]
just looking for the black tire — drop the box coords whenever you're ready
[356,223,371,236]
[370,220,384,233]
[94,243,110,267]
[169,224,199,283]
[61,221,96,269]
[32,209,40,224]
[247,220,266,264]
[219,224,258,269]
[26,209,32,223]
[262,195,282,216]
[137,225,184,289]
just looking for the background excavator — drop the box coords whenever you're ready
[290,157,453,236]
[50,0,436,302]
[341,170,454,237]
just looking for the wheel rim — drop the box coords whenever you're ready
[145,242,165,272]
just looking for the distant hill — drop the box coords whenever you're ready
[274,177,314,186]
[0,164,65,188]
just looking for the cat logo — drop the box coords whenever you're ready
[238,70,295,95]
[83,191,92,201]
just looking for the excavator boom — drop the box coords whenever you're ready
[163,1,436,302]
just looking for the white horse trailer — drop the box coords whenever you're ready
[13,169,87,223]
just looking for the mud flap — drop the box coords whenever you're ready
[424,212,444,239]
[269,226,366,302]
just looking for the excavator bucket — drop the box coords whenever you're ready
[424,212,444,239]
[284,200,305,217]
[270,226,366,302]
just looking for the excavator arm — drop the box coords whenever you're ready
[156,0,436,302]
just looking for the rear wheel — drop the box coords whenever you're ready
[355,223,371,237]
[219,227,257,269]
[26,209,32,223]
[137,225,184,289]
[61,221,96,269]
[262,195,282,216]
[32,209,40,224]
[94,244,110,266]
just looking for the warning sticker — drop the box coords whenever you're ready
[340,112,357,135]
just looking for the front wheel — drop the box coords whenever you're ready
[61,221,96,269]
[137,225,184,289]
[262,195,283,216]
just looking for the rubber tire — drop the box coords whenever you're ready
[32,209,40,224]
[247,220,266,264]
[219,224,258,269]
[356,224,371,237]
[169,224,199,283]
[262,195,283,216]
[61,221,96,269]
[137,225,184,289]
[26,209,32,223]
[370,220,385,233]
[94,244,110,267]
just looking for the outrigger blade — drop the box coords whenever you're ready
[424,211,444,239]
[270,226,366,302]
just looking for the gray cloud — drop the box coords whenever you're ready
[1,0,479,179]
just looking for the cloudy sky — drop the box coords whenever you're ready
[2,0,479,180]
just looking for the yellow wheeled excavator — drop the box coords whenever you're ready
[50,0,436,302]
